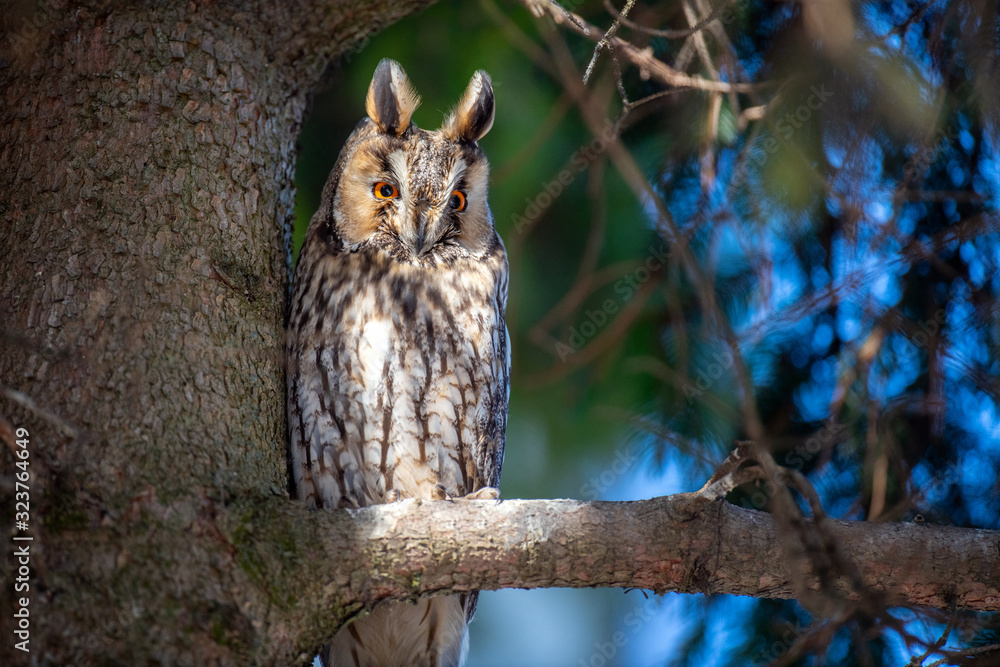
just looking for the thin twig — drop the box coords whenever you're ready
[929,643,1000,666]
[521,0,767,94]
[608,42,629,105]
[603,0,733,39]
[908,604,956,666]
[584,0,635,84]
[526,0,589,33]
[1,384,81,438]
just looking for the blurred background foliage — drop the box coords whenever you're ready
[294,0,1000,664]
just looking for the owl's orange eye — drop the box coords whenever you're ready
[373,182,399,199]
[449,190,467,211]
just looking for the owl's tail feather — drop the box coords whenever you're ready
[323,595,470,667]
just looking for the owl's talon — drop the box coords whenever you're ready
[384,490,402,503]
[431,484,452,501]
[463,486,501,501]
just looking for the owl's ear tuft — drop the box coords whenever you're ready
[365,59,421,137]
[441,70,495,143]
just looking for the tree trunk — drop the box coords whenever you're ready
[0,2,434,663]
[2,2,998,666]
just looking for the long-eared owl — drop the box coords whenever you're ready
[286,59,509,667]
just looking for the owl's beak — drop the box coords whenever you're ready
[414,224,428,256]
[411,199,432,257]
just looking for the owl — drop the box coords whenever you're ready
[286,59,509,667]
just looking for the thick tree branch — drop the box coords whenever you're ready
[235,493,1000,647]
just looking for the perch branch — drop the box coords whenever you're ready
[233,492,1000,647]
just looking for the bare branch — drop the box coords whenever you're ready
[520,0,767,93]
[583,0,634,84]
[240,494,1000,634]
[603,0,733,39]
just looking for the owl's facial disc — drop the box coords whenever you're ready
[337,134,490,259]
[391,150,469,257]
[331,119,493,262]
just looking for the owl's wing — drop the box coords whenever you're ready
[482,311,510,491]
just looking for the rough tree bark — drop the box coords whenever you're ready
[0,1,437,664]
[0,2,998,666]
